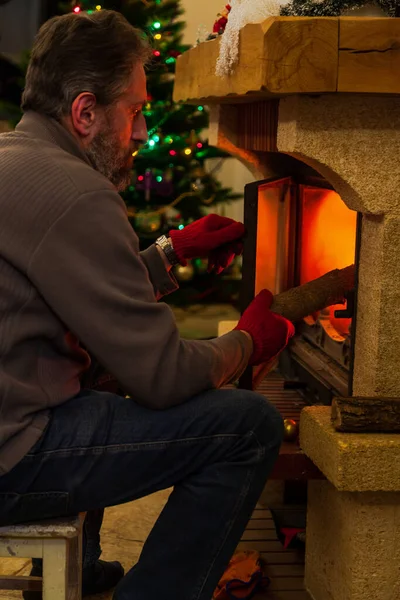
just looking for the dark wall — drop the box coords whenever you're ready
[0,0,41,58]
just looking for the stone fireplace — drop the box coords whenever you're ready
[174,15,400,600]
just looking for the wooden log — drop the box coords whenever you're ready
[332,396,400,432]
[253,264,355,388]
[270,264,355,322]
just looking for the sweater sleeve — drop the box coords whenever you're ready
[28,189,252,409]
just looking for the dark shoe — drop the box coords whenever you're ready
[22,559,124,599]
[82,559,124,596]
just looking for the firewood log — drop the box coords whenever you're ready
[332,397,400,432]
[253,264,355,388]
[270,265,355,322]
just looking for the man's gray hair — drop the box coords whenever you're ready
[21,10,151,120]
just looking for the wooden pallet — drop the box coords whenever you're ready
[238,505,311,600]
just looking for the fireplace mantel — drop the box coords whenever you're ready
[173,16,400,104]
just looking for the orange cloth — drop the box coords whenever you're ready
[213,551,269,599]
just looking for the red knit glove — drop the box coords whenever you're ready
[169,214,245,271]
[235,290,295,366]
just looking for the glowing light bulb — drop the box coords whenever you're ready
[196,142,203,148]
[153,134,160,142]
[154,33,162,40]
[132,150,138,157]
[197,105,204,111]
[148,140,156,147]
[184,148,192,155]
[169,150,177,156]
[138,175,144,182]
[96,4,102,10]
[153,21,161,29]
[153,50,161,57]
[156,176,163,182]
[178,224,185,230]
[73,5,81,12]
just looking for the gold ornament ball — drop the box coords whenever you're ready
[283,419,299,442]
[135,211,162,234]
[175,263,195,282]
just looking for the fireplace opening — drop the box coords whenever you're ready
[241,172,361,405]
[299,186,357,340]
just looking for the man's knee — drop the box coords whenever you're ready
[217,388,284,450]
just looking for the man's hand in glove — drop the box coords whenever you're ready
[235,290,295,366]
[169,214,245,274]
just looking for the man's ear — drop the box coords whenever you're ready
[70,92,98,138]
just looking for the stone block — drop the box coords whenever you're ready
[300,406,400,492]
[305,480,400,600]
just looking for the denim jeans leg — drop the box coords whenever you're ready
[0,387,283,600]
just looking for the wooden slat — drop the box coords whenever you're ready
[265,564,305,577]
[246,519,276,530]
[261,552,304,565]
[237,541,290,552]
[241,529,278,541]
[0,575,42,591]
[254,591,310,600]
[269,576,306,591]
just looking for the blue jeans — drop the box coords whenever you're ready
[0,388,283,600]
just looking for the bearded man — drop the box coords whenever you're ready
[0,9,293,600]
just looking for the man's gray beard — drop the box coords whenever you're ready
[85,129,133,192]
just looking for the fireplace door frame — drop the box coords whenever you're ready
[239,174,361,398]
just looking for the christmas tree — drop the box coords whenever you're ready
[58,0,243,305]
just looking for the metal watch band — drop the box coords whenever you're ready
[155,235,179,266]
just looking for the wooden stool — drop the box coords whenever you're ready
[0,513,85,599]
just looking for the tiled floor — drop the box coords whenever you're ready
[0,491,309,600]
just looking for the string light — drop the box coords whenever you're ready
[154,33,162,40]
[152,134,160,142]
[153,21,161,29]
[196,142,203,148]
[73,5,81,12]
[138,175,144,182]
[132,150,139,157]
[153,50,161,57]
[96,4,102,9]
[148,140,156,147]
[165,57,175,64]
[184,148,192,155]
[169,150,177,156]
[197,106,204,111]
[178,224,185,230]
[156,176,163,182]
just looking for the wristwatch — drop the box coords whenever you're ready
[155,235,179,266]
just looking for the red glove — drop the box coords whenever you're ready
[169,214,245,272]
[235,289,295,366]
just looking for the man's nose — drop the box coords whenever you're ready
[131,112,148,145]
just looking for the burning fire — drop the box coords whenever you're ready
[300,187,357,337]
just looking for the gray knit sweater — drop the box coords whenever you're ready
[0,111,251,475]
